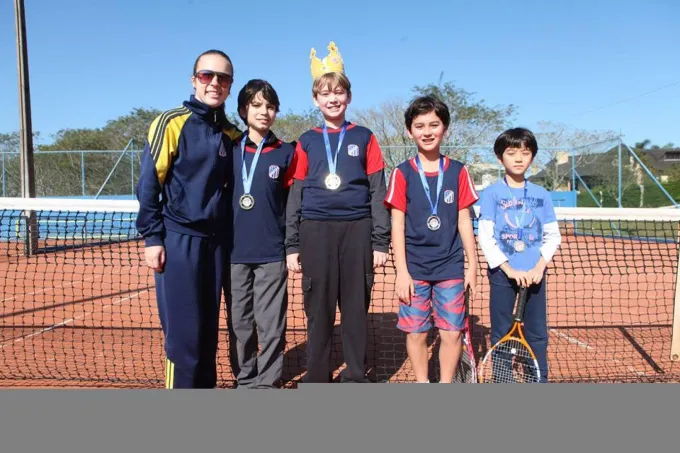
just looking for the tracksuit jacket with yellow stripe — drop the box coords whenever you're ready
[135,95,241,246]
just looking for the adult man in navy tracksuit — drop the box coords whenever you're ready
[136,50,240,389]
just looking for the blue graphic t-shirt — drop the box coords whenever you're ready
[478,180,557,283]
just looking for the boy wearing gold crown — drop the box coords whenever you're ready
[285,42,390,383]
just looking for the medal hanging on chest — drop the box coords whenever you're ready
[415,155,444,232]
[239,194,254,210]
[427,215,441,231]
[239,133,268,210]
[504,177,529,252]
[322,123,347,190]
[324,173,341,190]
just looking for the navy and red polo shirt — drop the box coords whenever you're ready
[385,156,479,281]
[230,132,297,264]
[293,123,384,220]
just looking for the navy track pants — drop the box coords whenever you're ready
[154,230,224,389]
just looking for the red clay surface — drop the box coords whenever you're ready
[2,228,679,388]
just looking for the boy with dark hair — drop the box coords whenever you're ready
[285,41,391,383]
[385,95,479,383]
[227,79,297,388]
[477,127,562,383]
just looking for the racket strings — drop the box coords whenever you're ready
[454,335,476,383]
[482,338,540,383]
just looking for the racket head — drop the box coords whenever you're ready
[478,335,541,383]
[478,288,540,383]
[454,287,478,383]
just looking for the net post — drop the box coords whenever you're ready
[2,151,6,197]
[571,146,575,194]
[81,151,86,196]
[617,140,622,208]
[21,208,37,256]
[130,140,135,198]
[672,241,680,361]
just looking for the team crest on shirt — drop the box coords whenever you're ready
[268,165,280,179]
[347,144,359,157]
[444,190,455,204]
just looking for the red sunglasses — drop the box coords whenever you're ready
[194,70,234,87]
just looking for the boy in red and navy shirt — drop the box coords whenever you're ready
[385,95,479,383]
[285,42,390,383]
[226,80,297,389]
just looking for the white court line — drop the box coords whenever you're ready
[550,328,595,350]
[0,289,149,348]
[1,274,95,303]
[549,328,648,377]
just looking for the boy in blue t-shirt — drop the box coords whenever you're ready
[385,95,479,383]
[477,127,562,382]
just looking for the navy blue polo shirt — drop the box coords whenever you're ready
[230,133,297,263]
[385,156,479,281]
[293,123,384,220]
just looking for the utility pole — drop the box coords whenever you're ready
[14,0,37,255]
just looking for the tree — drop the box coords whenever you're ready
[39,128,112,151]
[412,80,516,147]
[0,132,20,196]
[1,131,41,197]
[634,139,651,151]
[39,107,161,151]
[30,108,163,196]
[100,107,162,149]
[353,79,516,180]
[600,152,642,207]
[634,139,676,151]
[0,131,20,153]
[532,121,619,191]
[271,109,322,142]
[352,100,412,171]
[229,108,321,143]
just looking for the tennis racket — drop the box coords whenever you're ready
[454,287,478,383]
[478,287,541,383]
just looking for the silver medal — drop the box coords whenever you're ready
[514,240,526,252]
[239,132,268,212]
[427,215,441,231]
[325,173,341,190]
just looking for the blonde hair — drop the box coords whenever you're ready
[312,72,352,97]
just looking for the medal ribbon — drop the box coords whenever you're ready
[322,122,348,176]
[241,132,269,195]
[503,177,528,242]
[415,155,444,218]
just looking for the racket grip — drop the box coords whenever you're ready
[514,287,529,322]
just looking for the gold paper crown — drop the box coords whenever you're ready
[310,41,345,79]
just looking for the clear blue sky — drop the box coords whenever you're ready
[1,0,678,147]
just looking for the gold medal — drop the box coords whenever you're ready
[239,194,255,210]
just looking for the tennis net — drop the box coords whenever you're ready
[1,198,679,386]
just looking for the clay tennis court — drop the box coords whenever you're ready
[2,212,678,388]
